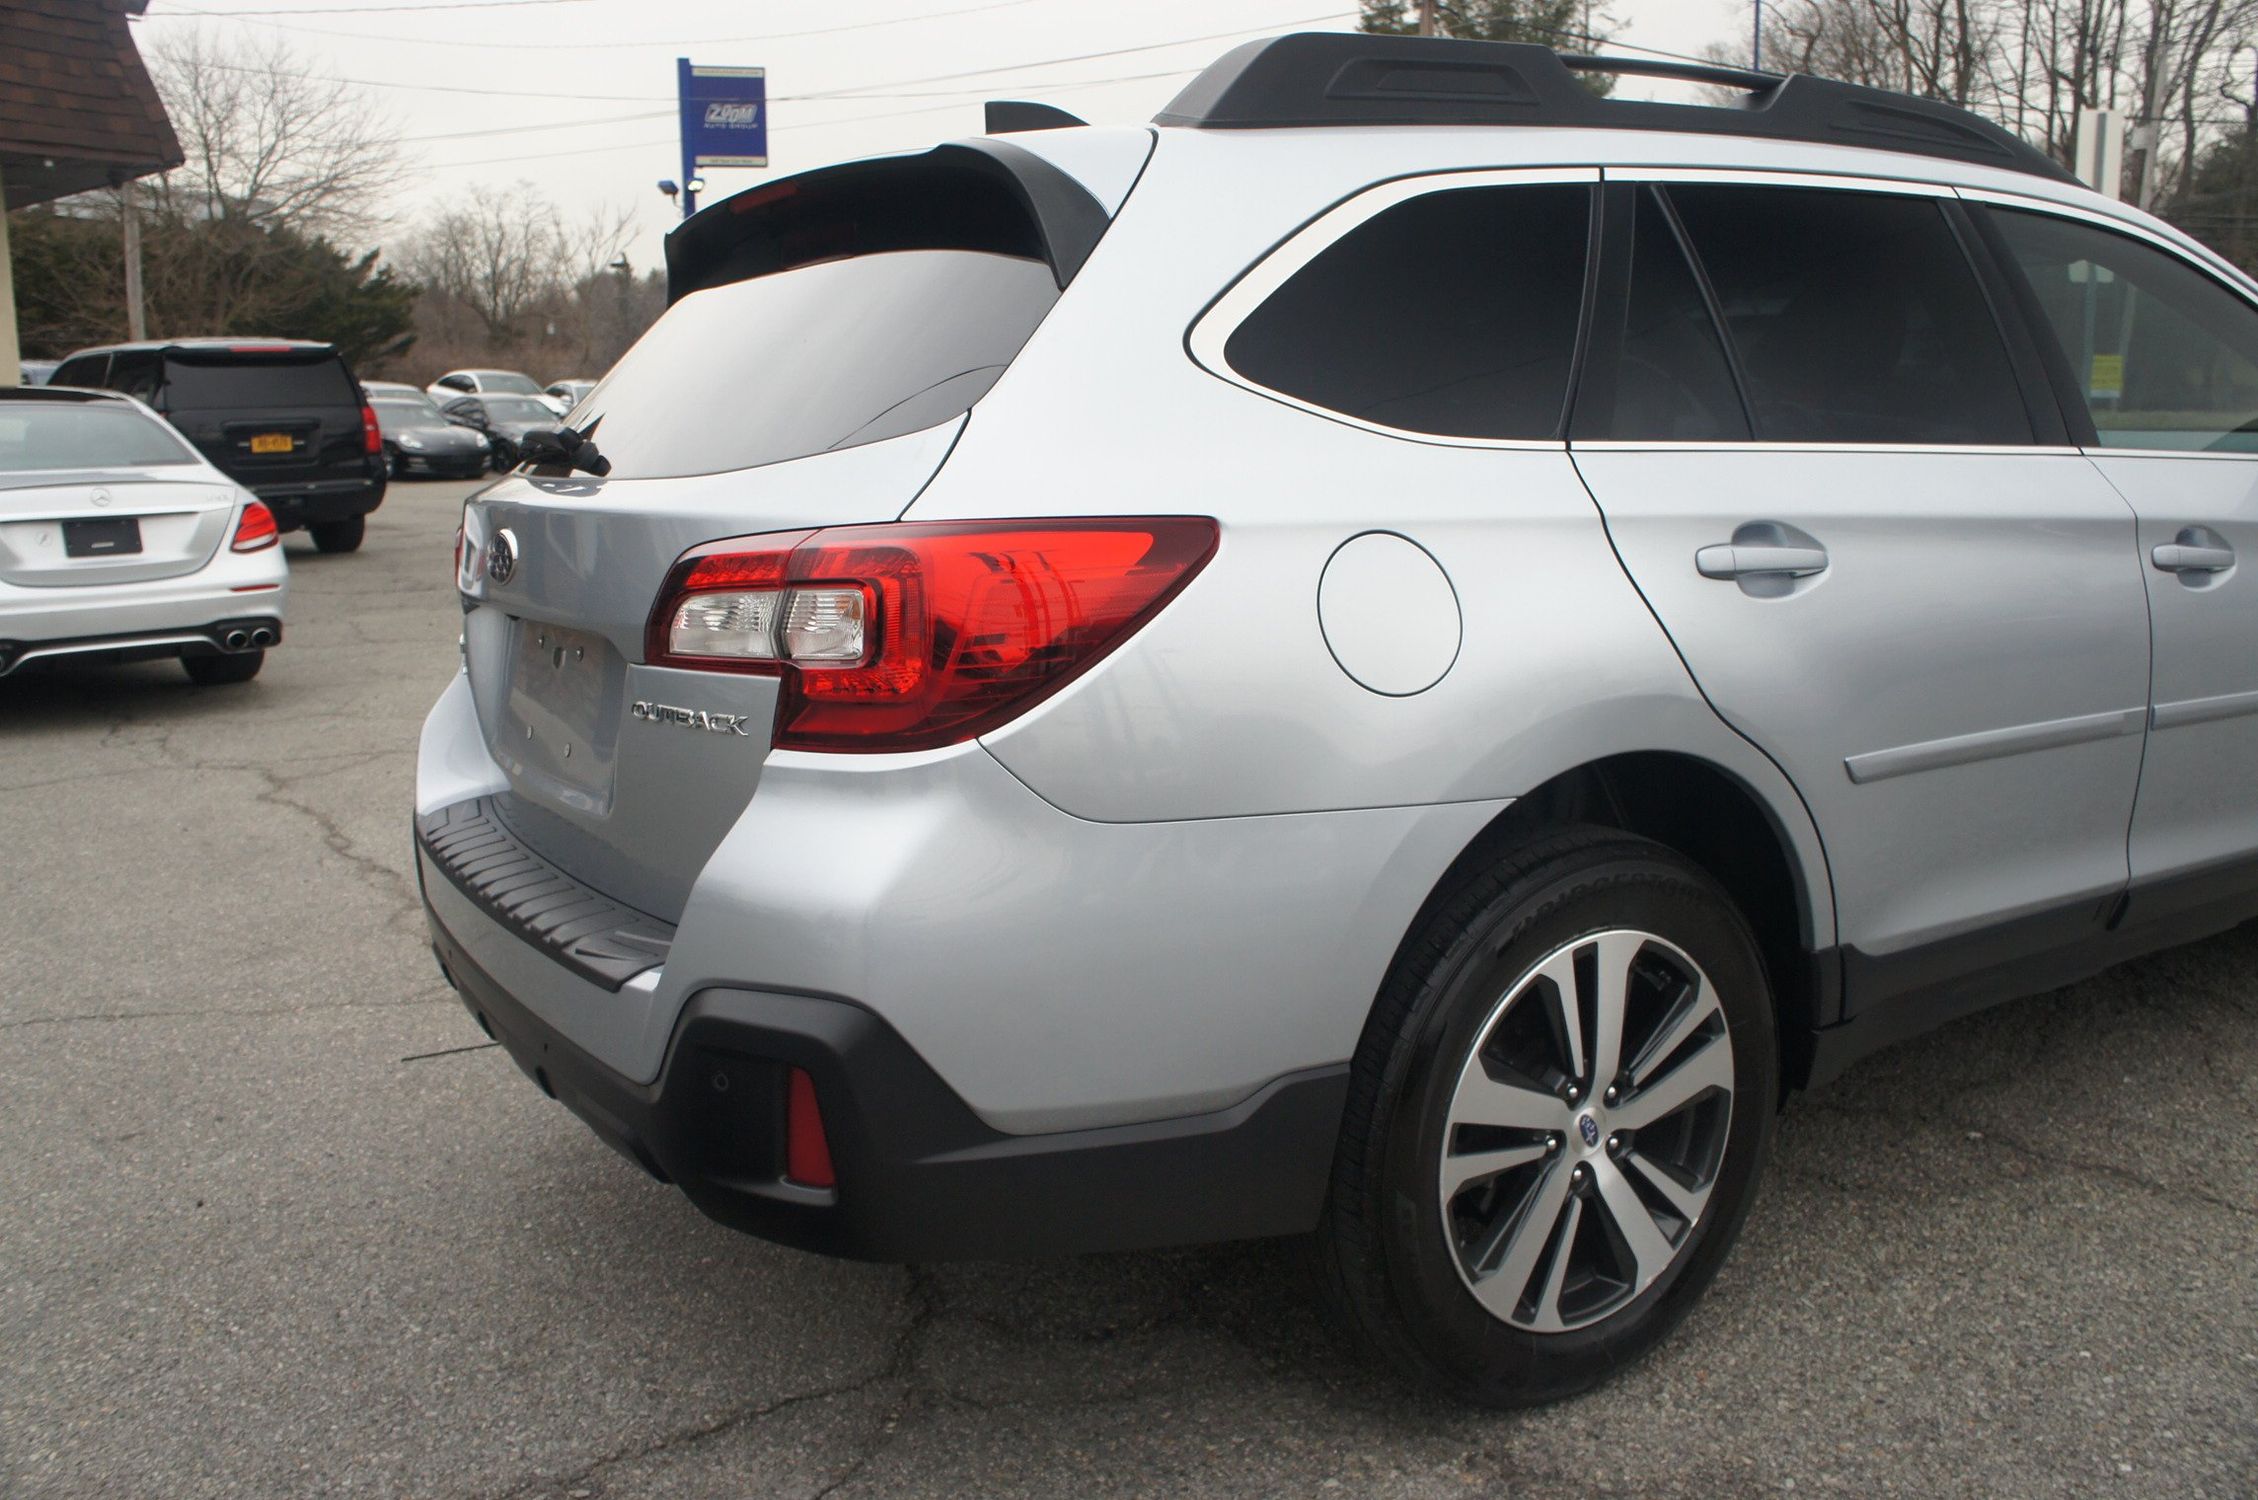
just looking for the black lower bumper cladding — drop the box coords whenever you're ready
[424,900,1348,1262]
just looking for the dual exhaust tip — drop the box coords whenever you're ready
[221,626,278,651]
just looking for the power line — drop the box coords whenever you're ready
[148,0,1048,50]
[153,0,590,13]
[428,68,1205,171]
[142,11,1351,107]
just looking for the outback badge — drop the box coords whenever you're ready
[631,700,754,737]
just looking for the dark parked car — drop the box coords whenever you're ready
[49,339,386,553]
[439,394,558,472]
[370,391,490,479]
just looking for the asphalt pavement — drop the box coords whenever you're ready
[2,476,2253,1498]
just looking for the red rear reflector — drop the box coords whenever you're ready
[230,500,278,552]
[785,1067,835,1189]
[648,518,1219,753]
[360,403,383,456]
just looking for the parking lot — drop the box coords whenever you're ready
[0,474,2250,1498]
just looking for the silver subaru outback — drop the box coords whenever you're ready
[416,35,2258,1405]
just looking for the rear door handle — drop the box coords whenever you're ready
[1695,543,1830,580]
[2151,541,2234,574]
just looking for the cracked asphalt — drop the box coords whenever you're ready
[3,476,2255,1499]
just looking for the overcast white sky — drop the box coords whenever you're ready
[129,0,1751,270]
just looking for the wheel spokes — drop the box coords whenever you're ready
[1590,1156,1678,1292]
[1627,972,1720,1087]
[1586,931,1648,1090]
[1526,1194,1585,1333]
[1623,1148,1713,1225]
[1612,1029,1732,1131]
[1531,947,1586,1084]
[1447,1070,1569,1134]
[1440,1141,1549,1200]
[1467,1161,1573,1323]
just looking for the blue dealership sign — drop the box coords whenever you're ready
[678,58,766,175]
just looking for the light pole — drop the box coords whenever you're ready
[1752,0,1764,71]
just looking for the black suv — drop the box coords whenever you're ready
[50,339,387,553]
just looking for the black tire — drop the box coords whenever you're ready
[309,516,365,553]
[489,439,518,473]
[183,649,264,686]
[1316,827,1777,1407]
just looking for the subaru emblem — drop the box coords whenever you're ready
[487,528,518,585]
[1577,1113,1601,1148]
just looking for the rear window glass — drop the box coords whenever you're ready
[1223,183,1592,440]
[0,401,196,471]
[1666,186,2031,445]
[373,398,447,425]
[569,249,1059,479]
[482,397,557,424]
[477,372,543,396]
[163,355,358,410]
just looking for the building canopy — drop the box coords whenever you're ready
[1,0,183,210]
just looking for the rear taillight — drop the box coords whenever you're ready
[230,500,278,552]
[361,403,382,456]
[648,518,1219,753]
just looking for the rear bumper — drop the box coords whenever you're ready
[247,471,386,527]
[424,878,1348,1262]
[0,548,287,665]
[0,617,279,676]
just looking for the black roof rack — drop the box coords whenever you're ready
[1154,33,2074,185]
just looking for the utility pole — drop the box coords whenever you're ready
[1752,0,1764,71]
[119,177,147,342]
[1419,2,1435,37]
[2130,38,2170,210]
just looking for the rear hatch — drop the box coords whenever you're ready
[455,139,1114,922]
[158,347,364,486]
[0,398,238,587]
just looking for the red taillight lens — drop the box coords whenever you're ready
[785,1066,835,1189]
[230,500,278,552]
[361,403,382,456]
[647,518,1219,752]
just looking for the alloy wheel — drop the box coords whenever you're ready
[1437,929,1735,1333]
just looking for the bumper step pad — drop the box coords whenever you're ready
[416,797,673,990]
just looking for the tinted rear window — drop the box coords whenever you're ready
[572,249,1059,479]
[163,355,358,410]
[1667,186,2030,445]
[1223,184,1592,440]
[482,397,558,424]
[0,401,197,471]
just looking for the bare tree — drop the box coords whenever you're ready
[143,29,403,241]
[1710,0,2258,199]
[403,188,638,363]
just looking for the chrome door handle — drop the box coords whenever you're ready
[1695,543,1830,580]
[2151,541,2234,573]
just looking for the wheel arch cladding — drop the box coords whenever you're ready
[1378,751,1830,1098]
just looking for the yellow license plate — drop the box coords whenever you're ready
[249,433,293,454]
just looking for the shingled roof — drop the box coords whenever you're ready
[1,0,183,209]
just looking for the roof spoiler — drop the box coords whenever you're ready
[1155,33,2074,186]
[664,139,1110,303]
[985,100,1088,134]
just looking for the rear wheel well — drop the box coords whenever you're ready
[1391,754,1824,1094]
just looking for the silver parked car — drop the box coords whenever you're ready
[416,36,2258,1404]
[1,386,285,684]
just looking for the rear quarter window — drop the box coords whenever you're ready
[1218,182,1593,441]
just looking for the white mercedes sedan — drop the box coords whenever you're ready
[0,386,287,685]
